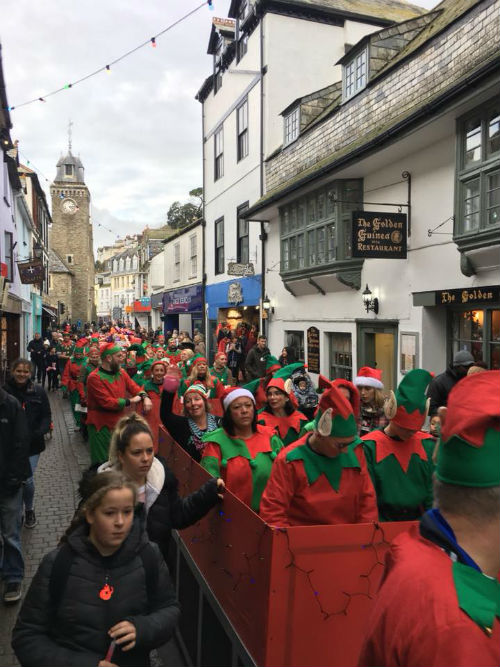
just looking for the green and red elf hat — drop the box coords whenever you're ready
[314,385,358,438]
[128,344,147,363]
[265,355,281,375]
[273,362,305,381]
[384,368,433,430]
[99,342,122,358]
[436,370,500,487]
[151,359,167,371]
[73,338,87,355]
[192,356,208,367]
[266,376,299,409]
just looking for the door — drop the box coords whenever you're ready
[357,321,398,392]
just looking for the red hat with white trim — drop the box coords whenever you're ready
[222,386,255,411]
[354,366,383,390]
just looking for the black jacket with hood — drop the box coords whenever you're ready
[4,378,51,456]
[12,516,180,667]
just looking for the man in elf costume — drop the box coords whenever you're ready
[136,359,166,450]
[86,342,152,464]
[362,368,435,521]
[164,338,181,364]
[56,332,74,375]
[210,352,233,386]
[359,370,500,667]
[60,338,87,428]
[260,385,377,526]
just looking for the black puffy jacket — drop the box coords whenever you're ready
[426,366,461,416]
[0,387,30,496]
[12,516,180,667]
[4,378,51,455]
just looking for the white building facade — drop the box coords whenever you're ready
[244,0,500,390]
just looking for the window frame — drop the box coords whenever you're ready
[237,99,249,162]
[4,231,14,282]
[455,101,500,245]
[215,217,225,275]
[343,46,368,102]
[214,126,224,181]
[328,332,353,380]
[284,107,300,147]
[174,243,181,282]
[284,330,305,363]
[236,202,249,264]
[189,234,197,278]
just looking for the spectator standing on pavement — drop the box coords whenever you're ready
[12,470,180,667]
[45,346,60,392]
[4,358,51,531]
[0,386,30,604]
[86,342,153,465]
[426,349,475,416]
[359,371,500,667]
[27,332,44,383]
[245,335,270,382]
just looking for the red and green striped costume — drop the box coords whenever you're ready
[201,424,283,512]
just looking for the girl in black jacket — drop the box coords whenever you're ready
[4,358,52,529]
[98,413,225,560]
[12,471,180,667]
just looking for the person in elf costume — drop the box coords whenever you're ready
[359,370,500,667]
[56,333,74,374]
[201,387,283,512]
[180,356,225,416]
[164,338,181,364]
[257,377,309,447]
[77,345,101,441]
[242,355,283,410]
[133,359,154,388]
[60,338,87,428]
[86,342,153,464]
[136,359,167,451]
[361,369,435,521]
[260,385,377,526]
[126,343,147,378]
[209,352,233,387]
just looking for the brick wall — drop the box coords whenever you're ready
[265,0,499,194]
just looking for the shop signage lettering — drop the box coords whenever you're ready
[307,326,320,374]
[227,282,243,305]
[163,285,203,314]
[227,262,255,277]
[437,286,500,305]
[351,212,407,259]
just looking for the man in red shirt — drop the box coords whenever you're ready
[359,371,500,667]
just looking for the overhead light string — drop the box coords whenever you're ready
[5,1,212,112]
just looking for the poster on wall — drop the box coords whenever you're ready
[351,211,407,259]
[307,326,320,374]
[400,332,418,374]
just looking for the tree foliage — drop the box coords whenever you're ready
[166,187,203,229]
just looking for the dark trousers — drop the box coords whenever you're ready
[47,370,59,390]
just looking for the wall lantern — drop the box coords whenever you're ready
[362,284,379,314]
[33,242,43,259]
[262,294,274,314]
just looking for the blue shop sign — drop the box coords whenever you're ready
[163,284,203,314]
[206,275,261,319]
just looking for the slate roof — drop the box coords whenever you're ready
[49,248,74,274]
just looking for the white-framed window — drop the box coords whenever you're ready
[125,256,131,270]
[119,258,124,272]
[237,202,249,264]
[214,126,224,180]
[284,107,300,147]
[174,243,180,282]
[237,99,249,161]
[4,231,13,281]
[215,217,224,275]
[189,235,197,277]
[132,255,138,269]
[343,48,368,101]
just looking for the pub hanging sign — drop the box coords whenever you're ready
[18,260,45,284]
[351,211,407,259]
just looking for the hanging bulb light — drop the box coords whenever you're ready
[106,65,111,73]
[151,37,156,47]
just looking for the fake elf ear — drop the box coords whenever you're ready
[317,407,333,437]
[384,391,397,420]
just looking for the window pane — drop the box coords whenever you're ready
[297,201,306,227]
[487,170,500,225]
[308,229,316,265]
[492,310,500,342]
[282,208,289,234]
[327,224,336,261]
[289,236,297,269]
[464,118,482,166]
[240,237,249,264]
[463,178,480,232]
[317,227,325,263]
[297,233,305,268]
[317,192,326,220]
[488,109,500,156]
[308,197,317,223]
[290,205,297,232]
[326,187,336,215]
[281,239,289,271]
[329,332,352,380]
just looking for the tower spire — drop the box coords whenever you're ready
[68,119,73,151]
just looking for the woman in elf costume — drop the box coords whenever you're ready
[180,356,225,416]
[257,378,309,447]
[61,338,87,428]
[135,360,167,451]
[361,369,436,522]
[260,385,377,526]
[359,371,500,667]
[201,388,283,512]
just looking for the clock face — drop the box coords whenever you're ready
[61,198,77,215]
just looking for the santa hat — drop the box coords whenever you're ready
[313,386,358,439]
[184,383,210,400]
[436,371,500,487]
[384,369,433,430]
[265,355,281,374]
[100,342,122,358]
[354,366,384,390]
[222,386,255,411]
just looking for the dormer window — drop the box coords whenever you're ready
[284,107,300,147]
[65,164,73,177]
[343,47,368,101]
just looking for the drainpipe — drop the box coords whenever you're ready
[259,17,266,336]
[201,99,207,344]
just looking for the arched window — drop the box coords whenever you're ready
[132,255,138,270]
[119,258,124,272]
[126,256,131,271]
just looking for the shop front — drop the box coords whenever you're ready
[414,284,500,370]
[132,297,151,331]
[150,291,164,333]
[162,284,203,338]
[205,275,262,361]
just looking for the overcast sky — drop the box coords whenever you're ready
[2,0,438,250]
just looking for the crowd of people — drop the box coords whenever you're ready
[0,321,498,666]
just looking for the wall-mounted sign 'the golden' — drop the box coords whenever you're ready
[351,212,407,259]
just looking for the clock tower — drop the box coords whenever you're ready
[49,143,96,325]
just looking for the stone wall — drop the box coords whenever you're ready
[49,273,73,320]
[265,0,499,194]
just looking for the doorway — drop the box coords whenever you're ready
[357,321,398,392]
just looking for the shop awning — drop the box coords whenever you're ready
[42,305,58,317]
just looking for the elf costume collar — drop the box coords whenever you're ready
[286,438,361,491]
[202,424,281,462]
[258,408,305,439]
[370,428,429,472]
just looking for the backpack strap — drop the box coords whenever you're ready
[49,543,74,612]
[140,543,160,608]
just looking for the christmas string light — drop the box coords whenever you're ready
[6,1,212,112]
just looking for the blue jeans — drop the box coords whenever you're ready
[23,454,40,512]
[0,487,24,583]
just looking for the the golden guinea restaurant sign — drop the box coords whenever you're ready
[352,212,407,259]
